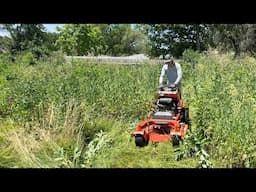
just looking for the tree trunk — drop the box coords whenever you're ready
[196,25,200,51]
[230,37,240,57]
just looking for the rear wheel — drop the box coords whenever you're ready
[172,135,181,146]
[135,135,147,147]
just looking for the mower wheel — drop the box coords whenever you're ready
[181,108,189,124]
[172,135,181,146]
[135,135,147,147]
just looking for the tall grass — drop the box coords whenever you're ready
[1,59,159,122]
[1,51,256,167]
[181,51,256,167]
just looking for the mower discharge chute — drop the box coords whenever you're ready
[133,84,190,147]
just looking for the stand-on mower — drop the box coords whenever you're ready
[133,84,190,147]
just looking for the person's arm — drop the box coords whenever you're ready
[174,63,182,85]
[159,65,166,86]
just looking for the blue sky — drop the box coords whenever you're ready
[44,24,64,32]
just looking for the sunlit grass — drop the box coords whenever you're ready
[1,52,256,167]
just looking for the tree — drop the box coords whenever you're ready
[56,24,104,55]
[1,24,47,56]
[242,24,256,56]
[207,24,256,57]
[209,24,247,56]
[100,24,130,56]
[0,36,12,53]
[56,24,149,56]
[141,24,210,57]
[97,24,148,56]
[44,32,59,52]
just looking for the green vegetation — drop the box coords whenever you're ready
[2,24,256,59]
[0,50,256,168]
[1,24,256,168]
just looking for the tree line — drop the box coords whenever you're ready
[1,24,256,58]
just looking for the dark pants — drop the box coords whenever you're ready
[175,83,181,99]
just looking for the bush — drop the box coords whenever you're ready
[182,49,201,63]
[0,53,14,63]
[21,52,36,65]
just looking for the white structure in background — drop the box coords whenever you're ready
[65,54,150,64]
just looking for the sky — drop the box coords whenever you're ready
[43,24,64,32]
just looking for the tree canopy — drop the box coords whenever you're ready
[1,24,256,58]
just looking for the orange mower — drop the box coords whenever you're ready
[133,84,190,147]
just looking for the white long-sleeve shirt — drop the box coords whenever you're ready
[159,62,182,87]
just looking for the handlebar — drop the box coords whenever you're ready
[158,84,177,91]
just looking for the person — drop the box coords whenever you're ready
[159,55,182,97]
